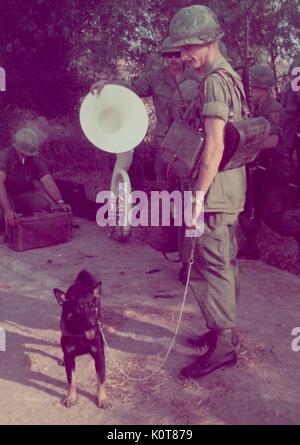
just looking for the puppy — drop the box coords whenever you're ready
[53,270,109,408]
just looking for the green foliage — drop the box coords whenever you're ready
[0,0,299,120]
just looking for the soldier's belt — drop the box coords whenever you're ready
[161,117,270,179]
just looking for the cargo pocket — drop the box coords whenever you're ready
[199,214,231,269]
[204,174,226,210]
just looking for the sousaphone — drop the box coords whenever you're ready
[80,84,149,241]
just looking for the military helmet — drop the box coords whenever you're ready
[168,5,224,48]
[160,36,181,55]
[251,64,276,89]
[12,128,39,156]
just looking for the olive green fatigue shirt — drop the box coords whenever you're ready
[279,85,300,180]
[119,67,187,147]
[169,55,246,213]
[256,93,285,138]
[0,146,49,197]
[281,85,300,149]
[255,93,286,169]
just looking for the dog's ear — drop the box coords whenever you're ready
[53,288,68,306]
[92,281,102,298]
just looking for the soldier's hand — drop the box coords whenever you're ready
[90,79,108,96]
[184,197,204,236]
[58,202,72,213]
[4,207,16,226]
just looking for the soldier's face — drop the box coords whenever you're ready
[163,53,183,70]
[180,44,209,69]
[253,87,267,103]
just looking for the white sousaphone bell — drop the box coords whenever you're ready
[79,84,148,154]
[79,84,149,241]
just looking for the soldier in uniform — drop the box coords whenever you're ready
[166,5,246,378]
[280,54,300,187]
[0,128,71,238]
[91,37,187,188]
[271,55,300,259]
[238,64,286,259]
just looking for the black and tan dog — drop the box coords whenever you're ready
[53,270,109,408]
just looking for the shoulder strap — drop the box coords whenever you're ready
[201,68,249,119]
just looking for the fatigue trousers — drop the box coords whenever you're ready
[180,212,240,331]
[0,191,51,231]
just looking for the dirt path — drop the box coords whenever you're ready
[1,218,300,425]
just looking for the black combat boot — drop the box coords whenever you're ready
[180,329,237,379]
[186,329,239,349]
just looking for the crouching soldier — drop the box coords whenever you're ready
[0,128,71,239]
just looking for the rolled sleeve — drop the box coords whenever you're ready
[202,74,230,123]
[131,71,158,97]
[202,100,229,122]
[114,75,153,97]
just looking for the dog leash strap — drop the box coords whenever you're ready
[100,236,197,382]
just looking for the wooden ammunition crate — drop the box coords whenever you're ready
[8,210,72,252]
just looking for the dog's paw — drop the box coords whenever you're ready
[97,398,111,409]
[64,397,77,408]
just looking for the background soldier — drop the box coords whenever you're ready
[280,54,300,192]
[91,37,186,189]
[166,5,246,378]
[238,64,286,259]
[0,128,71,239]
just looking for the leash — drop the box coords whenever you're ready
[99,237,197,382]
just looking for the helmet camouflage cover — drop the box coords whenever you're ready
[160,36,181,55]
[12,128,39,156]
[251,64,275,89]
[168,5,224,48]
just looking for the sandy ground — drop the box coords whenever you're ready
[1,218,300,425]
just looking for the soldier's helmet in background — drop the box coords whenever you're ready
[168,5,224,48]
[251,64,276,89]
[160,36,181,55]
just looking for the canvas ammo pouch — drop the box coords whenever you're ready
[161,70,270,179]
[161,120,205,179]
